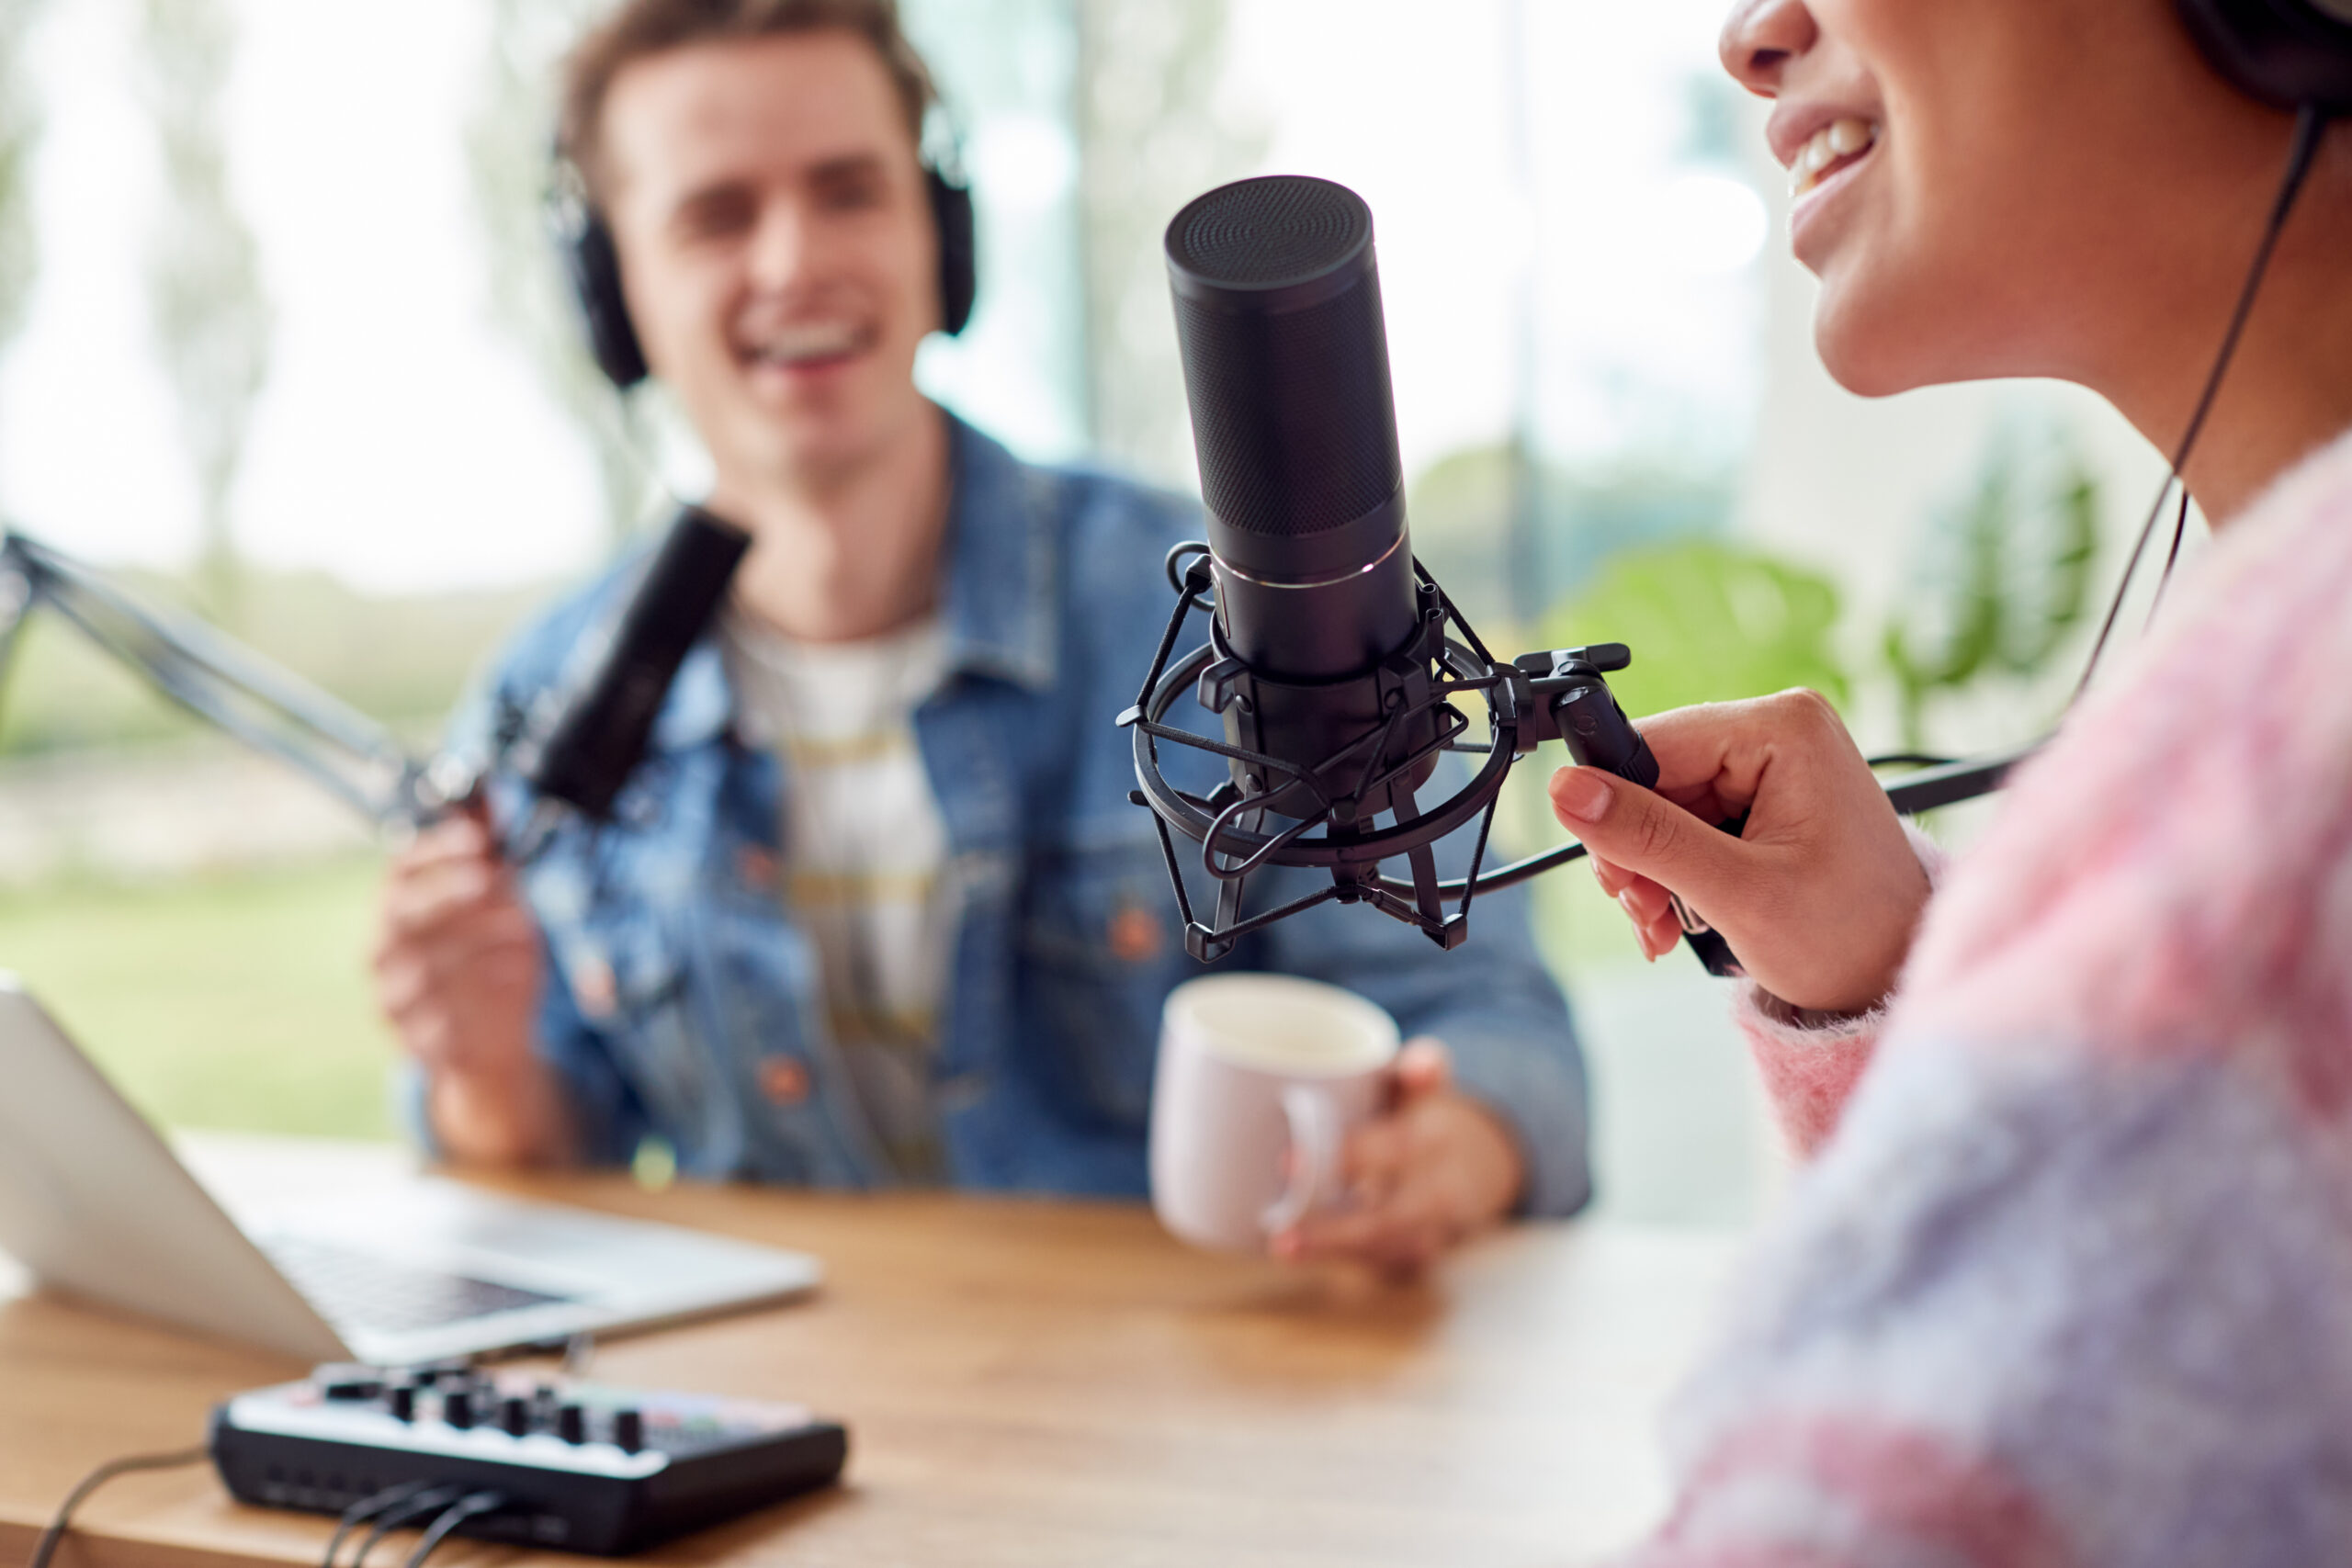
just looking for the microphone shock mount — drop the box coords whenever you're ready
[1120,547,1744,969]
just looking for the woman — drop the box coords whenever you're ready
[1569,2,2352,1561]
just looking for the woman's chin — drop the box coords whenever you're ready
[1811,288,1945,400]
[1809,249,2046,399]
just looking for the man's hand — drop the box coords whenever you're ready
[1548,688,1930,1016]
[373,805,571,1166]
[1272,1039,1524,1276]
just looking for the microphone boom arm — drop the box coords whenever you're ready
[0,530,460,831]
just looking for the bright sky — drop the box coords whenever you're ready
[0,0,1763,594]
[0,0,607,592]
[1230,0,1764,473]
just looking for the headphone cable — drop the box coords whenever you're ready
[2071,103,2331,705]
[2146,484,2197,626]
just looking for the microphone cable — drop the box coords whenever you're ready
[25,1445,210,1568]
[2070,103,2331,705]
[344,1484,468,1568]
[400,1491,510,1568]
[320,1481,434,1568]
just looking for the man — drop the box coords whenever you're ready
[374,0,1589,1271]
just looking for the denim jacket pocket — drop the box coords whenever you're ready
[1017,836,1194,1127]
[565,916,724,1162]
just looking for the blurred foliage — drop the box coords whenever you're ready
[1427,419,2095,747]
[1883,424,2099,746]
[0,565,548,757]
[1409,443,1733,639]
[135,0,274,625]
[0,0,43,358]
[0,856,395,1138]
[1538,539,1849,717]
[1488,536,1847,923]
[468,0,651,546]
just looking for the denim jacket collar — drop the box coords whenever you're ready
[936,414,1060,694]
[646,413,1058,758]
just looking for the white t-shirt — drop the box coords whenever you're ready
[719,608,954,1179]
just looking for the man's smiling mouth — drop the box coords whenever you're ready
[1791,117,1879,198]
[740,320,873,369]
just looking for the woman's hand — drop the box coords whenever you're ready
[1547,689,1929,1016]
[1272,1039,1523,1277]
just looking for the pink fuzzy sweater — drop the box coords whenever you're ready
[1625,425,2352,1568]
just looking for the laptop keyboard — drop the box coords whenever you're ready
[261,1236,575,1334]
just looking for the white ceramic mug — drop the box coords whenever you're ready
[1148,973,1401,1253]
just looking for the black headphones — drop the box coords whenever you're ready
[553,107,978,390]
[2176,0,2352,112]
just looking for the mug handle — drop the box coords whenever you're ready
[1260,1083,1343,1238]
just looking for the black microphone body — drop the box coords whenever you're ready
[1166,175,1442,821]
[527,505,750,820]
[1130,175,2027,969]
[1130,175,1760,969]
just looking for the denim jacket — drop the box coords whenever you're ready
[457,417,1591,1215]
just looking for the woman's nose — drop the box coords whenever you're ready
[1719,0,1818,96]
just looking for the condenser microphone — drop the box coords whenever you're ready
[1125,175,2025,967]
[525,504,751,820]
[1165,175,1443,820]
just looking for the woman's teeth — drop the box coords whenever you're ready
[1791,118,1878,198]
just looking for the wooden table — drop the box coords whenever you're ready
[0,1144,1743,1568]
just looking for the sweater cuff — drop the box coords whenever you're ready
[1732,821,1948,1158]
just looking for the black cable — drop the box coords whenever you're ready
[401,1493,509,1568]
[2071,103,2330,705]
[1865,751,1957,771]
[2146,484,2196,626]
[27,1447,210,1568]
[346,1485,467,1568]
[322,1481,431,1568]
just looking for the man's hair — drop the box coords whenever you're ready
[558,0,938,206]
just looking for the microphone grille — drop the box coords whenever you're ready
[1165,177,1403,542]
[1171,288,1400,538]
[1167,175,1371,288]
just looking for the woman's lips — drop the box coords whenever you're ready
[1787,118,1881,261]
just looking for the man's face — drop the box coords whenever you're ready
[599,32,940,488]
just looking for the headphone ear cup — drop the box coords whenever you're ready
[929,168,978,338]
[560,207,651,389]
[2175,0,2352,112]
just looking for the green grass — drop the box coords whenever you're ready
[0,763,1644,1151]
[0,856,401,1140]
[0,561,554,1138]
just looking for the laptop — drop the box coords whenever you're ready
[0,977,820,1364]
